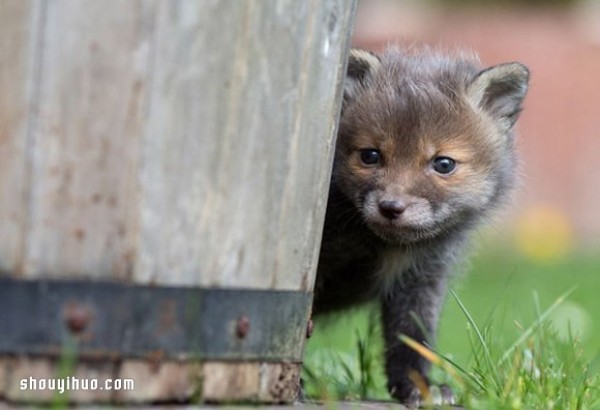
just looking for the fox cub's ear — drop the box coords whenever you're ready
[468,62,529,133]
[344,49,381,103]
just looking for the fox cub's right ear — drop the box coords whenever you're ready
[344,49,381,103]
[467,62,530,133]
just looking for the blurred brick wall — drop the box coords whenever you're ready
[352,1,600,246]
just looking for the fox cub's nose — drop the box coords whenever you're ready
[378,200,406,220]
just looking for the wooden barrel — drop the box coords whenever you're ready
[0,0,356,403]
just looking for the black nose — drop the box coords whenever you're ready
[378,200,406,220]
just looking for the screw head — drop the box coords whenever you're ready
[236,315,250,339]
[64,302,91,334]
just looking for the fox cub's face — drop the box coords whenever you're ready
[335,49,529,244]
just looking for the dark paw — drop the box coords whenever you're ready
[391,383,455,408]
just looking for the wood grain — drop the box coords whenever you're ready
[2,0,354,291]
[0,0,37,276]
[21,0,154,279]
[135,0,355,289]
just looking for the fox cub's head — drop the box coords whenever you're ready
[335,49,529,244]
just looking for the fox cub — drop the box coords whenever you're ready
[313,48,529,406]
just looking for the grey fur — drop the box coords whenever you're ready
[313,48,529,406]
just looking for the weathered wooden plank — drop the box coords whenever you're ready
[200,361,300,403]
[116,360,200,403]
[136,0,355,290]
[0,0,38,275]
[2,356,57,402]
[272,0,355,292]
[22,0,155,279]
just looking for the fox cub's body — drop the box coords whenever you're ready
[313,49,529,406]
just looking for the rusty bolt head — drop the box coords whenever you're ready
[306,319,314,339]
[236,315,250,339]
[64,302,91,334]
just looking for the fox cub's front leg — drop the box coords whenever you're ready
[381,274,454,407]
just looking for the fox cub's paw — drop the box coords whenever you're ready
[390,382,455,409]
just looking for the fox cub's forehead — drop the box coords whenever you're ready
[343,51,483,138]
[343,48,529,150]
[347,77,479,146]
[377,50,480,87]
[370,53,481,114]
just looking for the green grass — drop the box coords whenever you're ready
[303,245,600,407]
[443,288,600,409]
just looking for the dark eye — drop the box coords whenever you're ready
[432,157,456,174]
[360,149,381,165]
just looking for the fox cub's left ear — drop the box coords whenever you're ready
[467,62,530,133]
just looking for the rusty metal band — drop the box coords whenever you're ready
[0,276,312,362]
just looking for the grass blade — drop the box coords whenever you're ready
[430,346,487,392]
[498,286,577,365]
[451,290,502,393]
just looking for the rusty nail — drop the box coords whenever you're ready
[64,302,91,334]
[236,315,250,339]
[306,319,314,339]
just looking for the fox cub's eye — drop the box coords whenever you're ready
[433,157,456,174]
[360,149,381,165]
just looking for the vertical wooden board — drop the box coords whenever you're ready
[116,360,199,403]
[200,362,300,403]
[201,362,260,402]
[2,356,56,402]
[135,0,238,285]
[137,0,355,290]
[270,0,356,291]
[136,0,251,286]
[64,361,116,403]
[257,361,302,402]
[0,0,37,274]
[23,0,156,279]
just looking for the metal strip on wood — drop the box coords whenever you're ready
[0,276,312,362]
